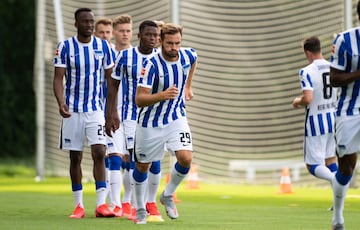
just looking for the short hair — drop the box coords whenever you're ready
[160,23,183,40]
[303,36,321,53]
[154,20,165,29]
[113,14,132,28]
[139,20,158,33]
[74,8,92,21]
[95,17,112,29]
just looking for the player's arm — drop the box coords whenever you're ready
[330,67,360,87]
[105,68,120,137]
[136,85,179,107]
[292,90,313,108]
[53,67,71,118]
[184,61,197,101]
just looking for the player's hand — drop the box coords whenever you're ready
[59,103,71,118]
[292,97,301,108]
[105,111,120,137]
[163,85,179,100]
[185,87,193,101]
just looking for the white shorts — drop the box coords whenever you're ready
[106,120,136,155]
[106,122,126,155]
[60,111,106,151]
[335,115,360,157]
[304,133,335,165]
[135,117,193,163]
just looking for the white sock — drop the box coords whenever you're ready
[314,165,334,182]
[134,178,148,210]
[73,190,83,208]
[110,170,122,207]
[147,171,161,203]
[164,166,186,196]
[122,169,131,203]
[96,187,107,207]
[105,167,113,204]
[332,176,349,225]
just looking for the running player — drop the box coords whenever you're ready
[329,1,360,229]
[53,7,115,218]
[292,36,337,184]
[110,20,163,222]
[133,23,197,224]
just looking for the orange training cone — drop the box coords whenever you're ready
[186,164,200,189]
[278,167,293,194]
[165,173,181,203]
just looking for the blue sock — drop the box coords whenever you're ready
[72,183,82,192]
[327,163,338,173]
[95,181,106,190]
[335,171,352,186]
[109,155,122,170]
[309,164,318,176]
[150,160,161,174]
[133,167,148,183]
[175,162,190,174]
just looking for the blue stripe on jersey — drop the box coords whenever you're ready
[337,85,347,116]
[73,37,80,112]
[347,80,360,115]
[309,115,316,136]
[92,40,99,111]
[170,64,180,121]
[83,46,90,112]
[317,114,325,135]
[122,49,129,121]
[153,57,168,127]
[306,74,313,87]
[304,108,309,137]
[343,33,352,73]
[141,63,157,127]
[326,112,332,133]
[64,40,71,107]
[130,51,138,120]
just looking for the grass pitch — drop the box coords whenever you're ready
[0,177,359,230]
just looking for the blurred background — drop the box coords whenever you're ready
[0,0,358,186]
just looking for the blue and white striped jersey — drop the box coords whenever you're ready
[54,36,114,112]
[330,27,360,116]
[299,59,337,137]
[137,47,197,128]
[112,47,156,121]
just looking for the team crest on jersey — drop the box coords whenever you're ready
[94,50,104,59]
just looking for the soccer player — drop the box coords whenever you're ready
[53,8,115,218]
[329,1,360,229]
[94,16,114,210]
[109,20,164,222]
[133,23,198,224]
[292,36,338,184]
[107,15,132,217]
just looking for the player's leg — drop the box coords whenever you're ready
[104,156,113,205]
[331,116,359,228]
[69,150,85,218]
[61,113,86,218]
[87,111,114,217]
[121,154,132,217]
[161,117,193,219]
[146,160,164,221]
[133,124,164,224]
[133,161,151,224]
[106,125,125,217]
[304,135,334,182]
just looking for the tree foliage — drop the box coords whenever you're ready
[0,0,35,157]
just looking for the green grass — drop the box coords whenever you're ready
[0,176,359,230]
